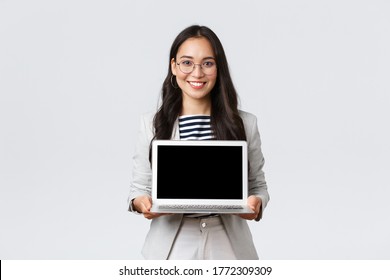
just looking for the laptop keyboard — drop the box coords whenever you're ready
[159,204,244,210]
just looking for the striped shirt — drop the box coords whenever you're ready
[179,115,214,140]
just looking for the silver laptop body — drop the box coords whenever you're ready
[150,140,254,214]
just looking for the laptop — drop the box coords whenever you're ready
[150,140,254,214]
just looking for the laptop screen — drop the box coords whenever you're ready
[156,145,243,200]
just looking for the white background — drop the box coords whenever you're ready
[1,0,389,259]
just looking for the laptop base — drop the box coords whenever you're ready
[150,205,254,214]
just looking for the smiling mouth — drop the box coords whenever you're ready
[188,81,206,89]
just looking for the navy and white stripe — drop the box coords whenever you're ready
[179,115,214,140]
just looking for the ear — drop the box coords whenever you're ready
[171,58,177,76]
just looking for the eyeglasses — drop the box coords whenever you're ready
[176,60,217,75]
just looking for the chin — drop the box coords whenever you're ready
[186,91,210,100]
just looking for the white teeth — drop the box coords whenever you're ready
[189,82,204,87]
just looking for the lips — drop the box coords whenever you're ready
[188,81,206,89]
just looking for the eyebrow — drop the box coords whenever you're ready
[179,55,216,60]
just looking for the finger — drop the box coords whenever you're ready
[248,196,259,207]
[138,202,149,213]
[247,196,260,213]
[142,199,152,212]
[145,211,173,220]
[144,213,153,220]
[238,213,256,220]
[144,212,164,220]
[137,196,152,213]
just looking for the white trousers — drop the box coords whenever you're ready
[167,216,237,260]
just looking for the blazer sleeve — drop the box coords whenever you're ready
[127,113,154,212]
[243,112,270,221]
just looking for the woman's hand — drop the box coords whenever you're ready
[132,195,167,220]
[238,195,262,220]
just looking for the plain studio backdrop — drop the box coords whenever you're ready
[1,0,389,259]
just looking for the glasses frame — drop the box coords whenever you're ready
[176,60,217,75]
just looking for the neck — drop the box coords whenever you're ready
[181,96,211,116]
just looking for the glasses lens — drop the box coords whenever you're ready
[202,62,216,75]
[179,61,194,74]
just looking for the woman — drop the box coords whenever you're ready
[128,25,269,260]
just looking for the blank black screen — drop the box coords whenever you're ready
[156,145,243,199]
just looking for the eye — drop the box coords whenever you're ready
[181,60,193,66]
[203,61,215,68]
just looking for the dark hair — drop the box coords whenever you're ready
[150,25,246,162]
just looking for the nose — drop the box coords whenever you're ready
[191,64,205,78]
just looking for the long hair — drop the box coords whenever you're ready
[150,25,246,162]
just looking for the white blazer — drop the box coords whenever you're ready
[128,110,270,259]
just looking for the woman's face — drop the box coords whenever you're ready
[171,37,217,103]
